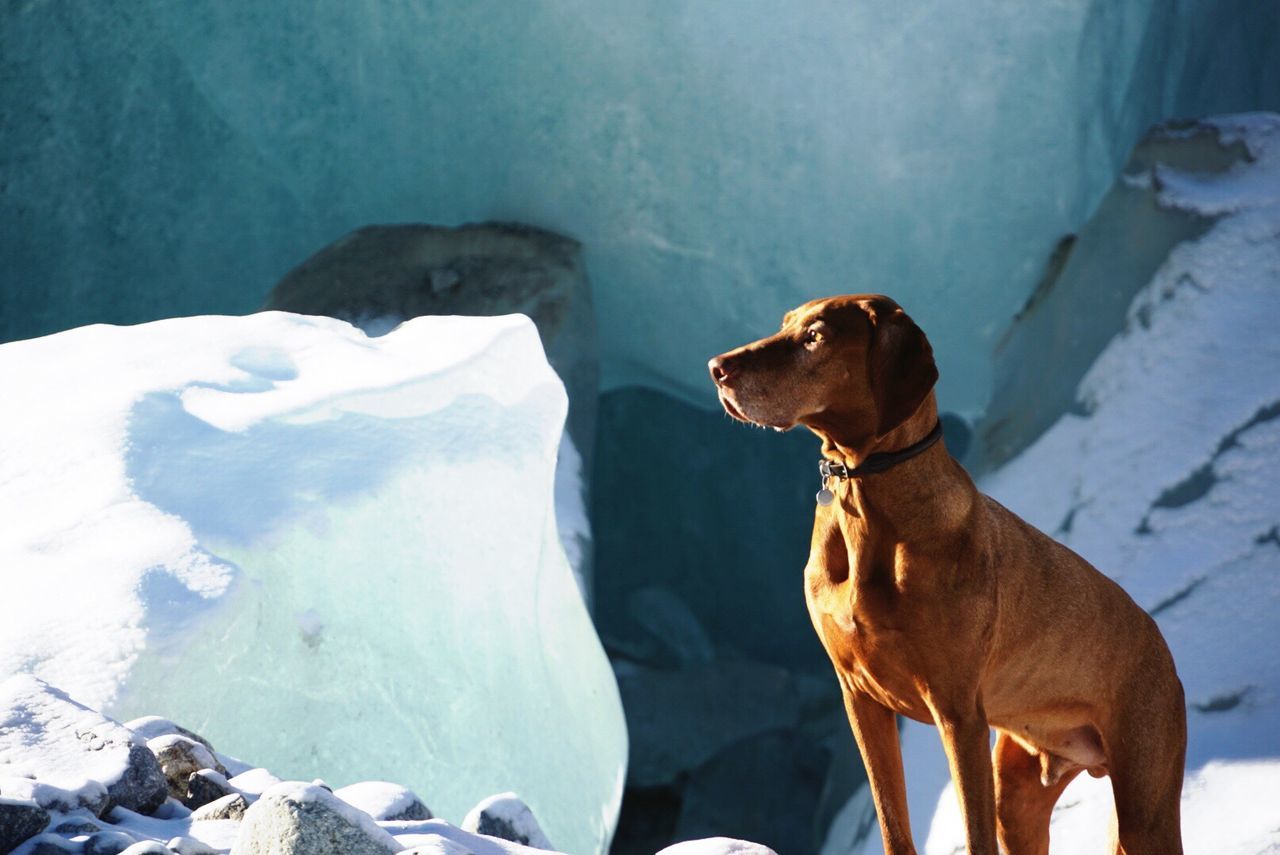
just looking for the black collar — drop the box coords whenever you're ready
[819,420,943,480]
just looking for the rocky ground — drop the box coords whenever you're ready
[0,676,773,855]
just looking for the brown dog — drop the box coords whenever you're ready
[708,295,1185,855]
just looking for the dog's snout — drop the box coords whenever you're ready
[708,355,733,385]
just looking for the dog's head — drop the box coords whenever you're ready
[708,294,938,444]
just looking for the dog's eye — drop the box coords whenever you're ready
[804,328,824,347]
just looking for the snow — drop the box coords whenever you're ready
[823,114,1280,854]
[335,781,429,821]
[0,675,143,811]
[0,311,625,855]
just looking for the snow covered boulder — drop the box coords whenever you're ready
[0,312,625,854]
[461,793,553,850]
[147,736,224,802]
[0,676,168,816]
[656,838,779,855]
[234,782,404,855]
[335,782,431,822]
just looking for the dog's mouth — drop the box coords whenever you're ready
[717,389,792,432]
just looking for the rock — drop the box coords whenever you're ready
[190,792,249,822]
[165,837,218,855]
[334,782,431,821]
[460,793,554,851]
[656,838,779,855]
[123,718,217,757]
[593,387,826,671]
[233,782,403,854]
[0,676,168,816]
[625,587,715,666]
[84,830,140,855]
[675,730,829,855]
[184,769,234,810]
[614,660,806,788]
[13,833,78,854]
[52,816,101,834]
[0,798,49,853]
[976,118,1251,470]
[147,735,224,802]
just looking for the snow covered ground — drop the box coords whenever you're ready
[823,114,1280,853]
[0,312,625,854]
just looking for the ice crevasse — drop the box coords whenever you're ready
[0,311,627,855]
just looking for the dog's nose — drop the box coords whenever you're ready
[708,355,732,385]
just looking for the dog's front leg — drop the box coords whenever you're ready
[841,684,917,855]
[931,697,998,854]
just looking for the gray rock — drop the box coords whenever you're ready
[233,782,403,854]
[675,730,829,855]
[189,791,249,821]
[976,118,1250,471]
[146,735,224,802]
[333,782,431,822]
[0,676,168,816]
[52,816,101,835]
[15,833,78,854]
[626,586,715,665]
[84,830,140,855]
[0,799,49,852]
[592,387,828,672]
[460,793,553,851]
[183,769,234,810]
[614,660,806,788]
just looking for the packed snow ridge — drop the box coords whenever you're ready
[823,113,1280,854]
[0,312,624,855]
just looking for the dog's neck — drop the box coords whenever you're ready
[812,394,943,470]
[809,396,973,534]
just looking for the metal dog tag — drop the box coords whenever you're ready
[816,487,835,506]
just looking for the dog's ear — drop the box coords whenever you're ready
[865,302,938,438]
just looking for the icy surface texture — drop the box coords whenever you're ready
[0,312,625,855]
[264,222,598,601]
[3,3,1277,414]
[823,114,1280,854]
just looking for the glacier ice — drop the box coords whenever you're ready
[822,113,1280,854]
[2,3,1277,417]
[0,312,625,855]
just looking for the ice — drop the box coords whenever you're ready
[0,312,625,855]
[3,4,1277,416]
[823,114,1280,854]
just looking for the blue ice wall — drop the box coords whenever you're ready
[2,1,1277,415]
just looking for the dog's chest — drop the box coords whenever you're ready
[804,518,933,716]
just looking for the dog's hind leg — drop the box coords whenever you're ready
[993,731,1079,855]
[1108,681,1186,855]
